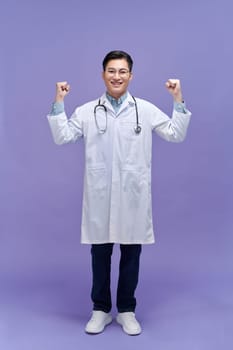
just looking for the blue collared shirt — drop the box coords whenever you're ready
[106,92,128,113]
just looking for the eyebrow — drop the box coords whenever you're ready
[106,67,129,71]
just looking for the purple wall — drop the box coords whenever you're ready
[0,0,233,349]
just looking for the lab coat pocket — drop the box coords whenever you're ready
[119,168,149,237]
[83,164,109,238]
[86,165,107,195]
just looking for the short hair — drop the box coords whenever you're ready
[102,50,133,72]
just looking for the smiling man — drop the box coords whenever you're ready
[102,56,132,99]
[47,50,191,335]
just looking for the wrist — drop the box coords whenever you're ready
[55,95,64,103]
[173,95,183,103]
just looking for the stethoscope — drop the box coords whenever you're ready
[94,96,141,134]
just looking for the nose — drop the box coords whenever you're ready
[113,70,121,79]
[113,71,121,78]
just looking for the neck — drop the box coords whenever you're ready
[106,91,127,100]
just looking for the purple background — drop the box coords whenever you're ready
[0,0,233,349]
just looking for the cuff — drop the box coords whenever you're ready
[174,101,187,114]
[50,101,65,116]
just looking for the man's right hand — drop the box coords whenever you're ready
[55,81,70,102]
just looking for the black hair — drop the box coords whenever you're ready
[102,50,133,72]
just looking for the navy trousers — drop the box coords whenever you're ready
[91,243,142,313]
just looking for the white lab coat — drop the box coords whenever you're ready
[47,92,191,244]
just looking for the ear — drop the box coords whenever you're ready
[129,72,133,81]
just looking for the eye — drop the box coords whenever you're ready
[119,70,128,74]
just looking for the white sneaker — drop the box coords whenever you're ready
[85,311,112,334]
[116,312,142,335]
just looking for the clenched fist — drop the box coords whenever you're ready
[55,81,70,102]
[165,79,183,103]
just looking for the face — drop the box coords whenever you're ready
[102,58,133,99]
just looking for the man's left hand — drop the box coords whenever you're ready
[165,79,183,102]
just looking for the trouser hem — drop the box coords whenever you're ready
[93,306,111,313]
[117,308,136,313]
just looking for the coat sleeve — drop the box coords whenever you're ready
[151,106,192,143]
[47,109,83,145]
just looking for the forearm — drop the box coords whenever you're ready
[153,105,191,143]
[168,108,192,142]
[47,106,83,145]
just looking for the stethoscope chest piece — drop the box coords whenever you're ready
[134,125,142,134]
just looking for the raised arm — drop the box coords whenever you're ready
[47,82,83,145]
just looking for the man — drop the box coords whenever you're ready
[47,50,191,335]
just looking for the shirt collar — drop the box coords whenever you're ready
[106,92,128,106]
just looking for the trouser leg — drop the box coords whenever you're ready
[117,244,142,313]
[91,243,113,313]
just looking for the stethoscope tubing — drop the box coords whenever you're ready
[94,96,141,134]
